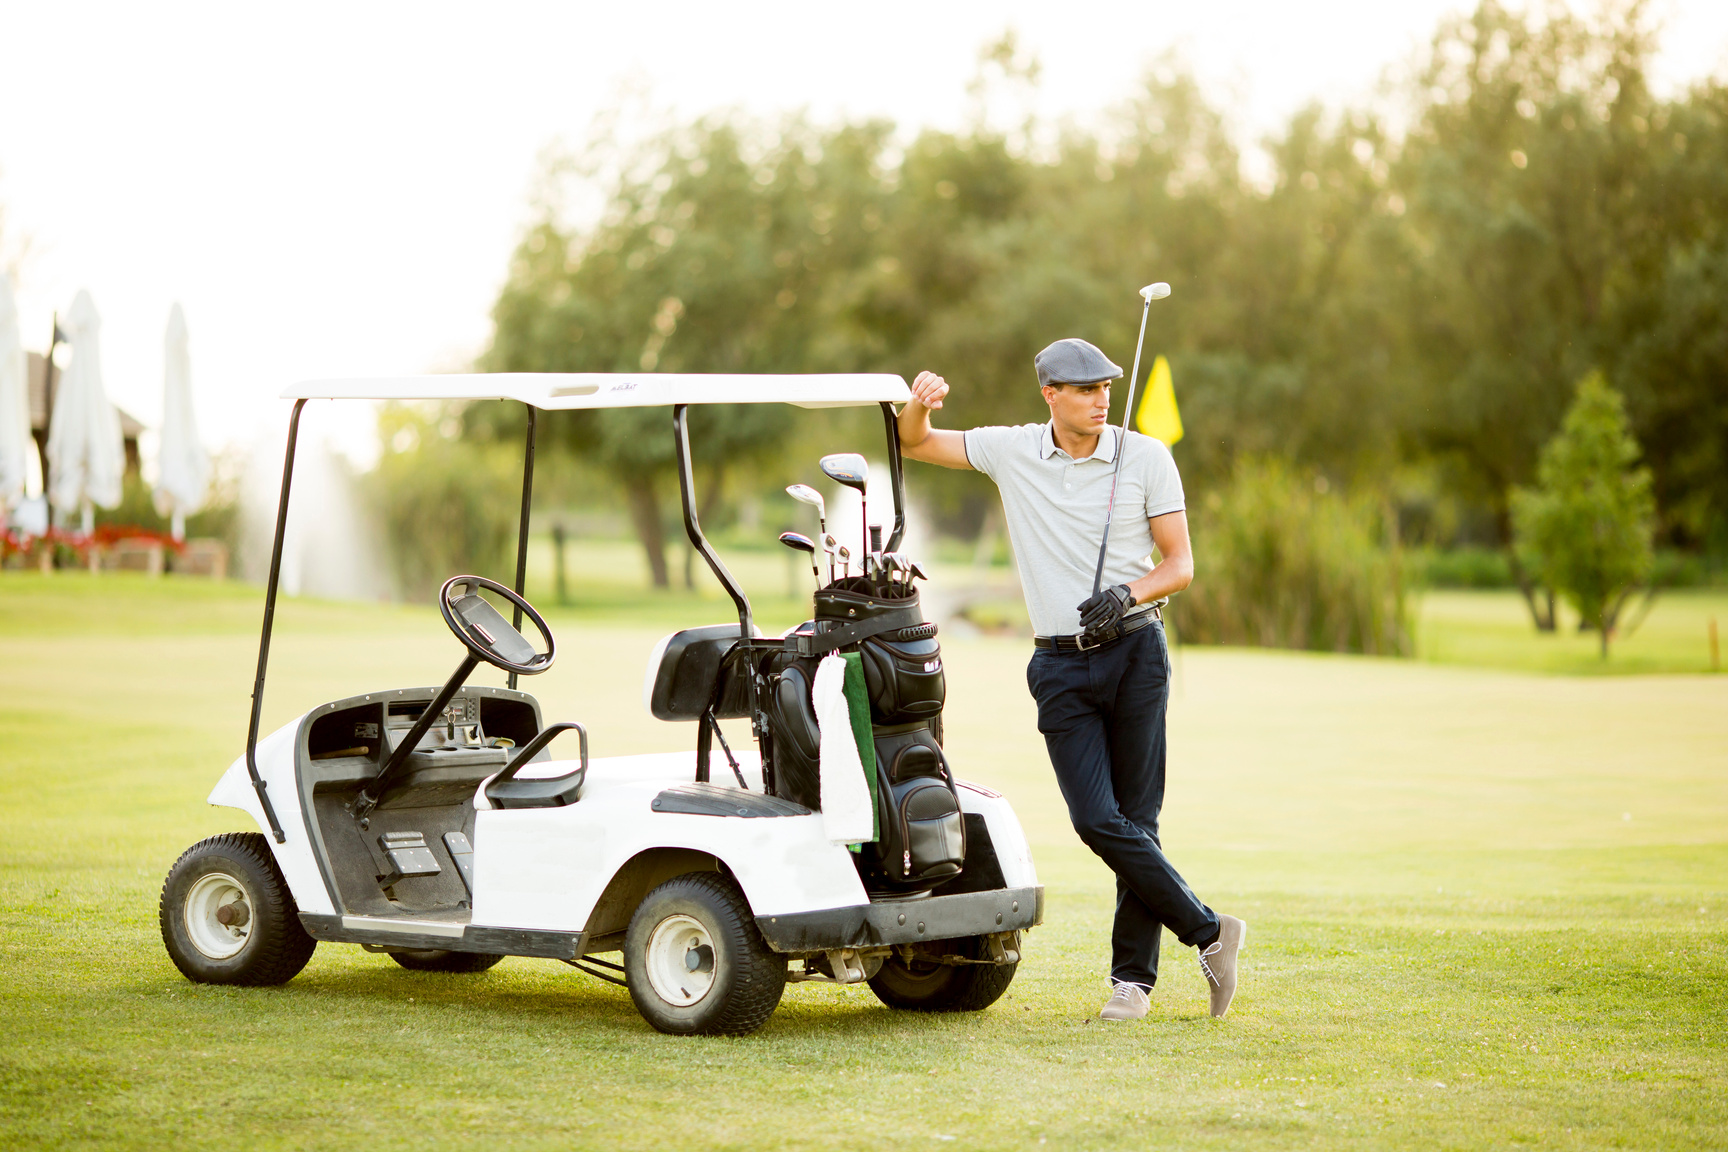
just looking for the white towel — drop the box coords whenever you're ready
[812,654,873,844]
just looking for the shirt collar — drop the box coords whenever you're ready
[1040,422,1119,463]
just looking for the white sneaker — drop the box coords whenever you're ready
[1198,915,1247,1018]
[1099,981,1150,1021]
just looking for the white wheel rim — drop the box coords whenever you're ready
[184,871,252,960]
[644,914,717,1007]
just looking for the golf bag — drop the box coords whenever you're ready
[764,580,965,893]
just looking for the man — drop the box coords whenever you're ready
[898,338,1247,1020]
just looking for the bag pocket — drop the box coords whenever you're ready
[897,780,965,882]
[861,637,945,724]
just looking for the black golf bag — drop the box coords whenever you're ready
[763,578,965,894]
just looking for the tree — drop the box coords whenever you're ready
[1511,373,1655,656]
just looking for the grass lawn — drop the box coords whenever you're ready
[1,573,1724,1150]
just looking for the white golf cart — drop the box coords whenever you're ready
[158,373,1041,1035]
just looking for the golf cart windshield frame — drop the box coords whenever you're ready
[245,377,909,843]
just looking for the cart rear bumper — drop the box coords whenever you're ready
[755,885,1043,953]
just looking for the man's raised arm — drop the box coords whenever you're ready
[898,371,973,470]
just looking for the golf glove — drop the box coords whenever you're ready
[1077,583,1136,632]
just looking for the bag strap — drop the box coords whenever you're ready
[790,613,929,658]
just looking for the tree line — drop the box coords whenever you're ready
[479,1,1726,610]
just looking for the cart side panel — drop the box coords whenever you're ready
[956,780,1039,890]
[206,718,338,916]
[467,782,869,934]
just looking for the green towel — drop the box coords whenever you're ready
[841,652,879,845]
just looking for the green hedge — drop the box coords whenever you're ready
[1171,458,1410,656]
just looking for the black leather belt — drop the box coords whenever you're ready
[1034,605,1160,652]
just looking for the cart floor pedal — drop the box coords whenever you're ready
[442,831,475,894]
[379,831,441,886]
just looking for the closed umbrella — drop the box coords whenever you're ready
[153,303,207,541]
[0,273,30,524]
[45,289,124,534]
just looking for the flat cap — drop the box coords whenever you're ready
[1034,338,1122,388]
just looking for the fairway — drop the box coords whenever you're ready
[1,574,1724,1150]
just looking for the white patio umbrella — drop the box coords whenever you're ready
[0,273,32,525]
[45,289,124,534]
[153,303,207,540]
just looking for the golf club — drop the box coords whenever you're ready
[819,532,842,585]
[838,544,852,580]
[786,483,827,540]
[1091,281,1172,599]
[778,531,820,588]
[819,453,870,566]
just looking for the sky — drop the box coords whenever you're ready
[3,0,1726,468]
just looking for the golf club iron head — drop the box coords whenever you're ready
[819,532,842,584]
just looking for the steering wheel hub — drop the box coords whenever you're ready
[438,575,557,676]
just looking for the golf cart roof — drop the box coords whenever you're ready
[282,372,910,410]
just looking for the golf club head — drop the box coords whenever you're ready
[837,544,852,577]
[909,561,929,582]
[778,531,816,555]
[1140,282,1171,302]
[785,483,826,517]
[818,453,869,493]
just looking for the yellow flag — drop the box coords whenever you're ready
[1134,354,1182,445]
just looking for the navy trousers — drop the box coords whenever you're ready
[1026,622,1218,988]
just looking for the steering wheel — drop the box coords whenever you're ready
[438,575,556,676]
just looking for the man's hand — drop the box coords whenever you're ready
[899,370,971,469]
[910,370,949,410]
[1077,584,1136,632]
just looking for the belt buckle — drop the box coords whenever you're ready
[1073,631,1099,651]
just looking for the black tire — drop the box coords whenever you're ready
[159,832,317,986]
[868,935,1016,1012]
[623,872,786,1036]
[388,949,504,973]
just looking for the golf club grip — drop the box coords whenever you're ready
[1092,299,1153,596]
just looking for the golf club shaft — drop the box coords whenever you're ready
[1091,296,1154,598]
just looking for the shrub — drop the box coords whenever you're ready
[366,404,521,602]
[1511,372,1656,656]
[1171,458,1410,655]
[1418,545,1514,588]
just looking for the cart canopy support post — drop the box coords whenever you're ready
[673,404,751,639]
[508,404,538,690]
[244,398,306,844]
[880,401,906,552]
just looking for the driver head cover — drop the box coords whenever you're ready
[1034,338,1122,389]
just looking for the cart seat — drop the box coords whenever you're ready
[644,624,759,721]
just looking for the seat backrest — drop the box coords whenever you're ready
[644,624,756,722]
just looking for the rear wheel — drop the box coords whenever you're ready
[868,935,1015,1012]
[388,949,504,973]
[159,832,317,986]
[623,872,786,1036]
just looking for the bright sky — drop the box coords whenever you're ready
[3,0,1725,462]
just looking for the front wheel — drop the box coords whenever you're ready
[868,936,1015,1012]
[623,872,786,1036]
[159,832,317,986]
[388,949,504,973]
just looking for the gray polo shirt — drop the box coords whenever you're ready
[964,423,1185,636]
